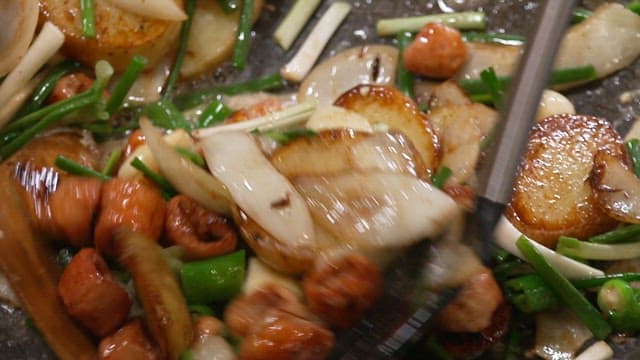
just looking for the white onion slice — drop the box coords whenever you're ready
[0,0,38,77]
[305,105,373,133]
[574,341,613,360]
[243,257,302,298]
[294,173,458,249]
[139,118,231,215]
[190,335,236,360]
[534,309,593,360]
[106,0,187,21]
[0,272,20,307]
[201,131,315,248]
[536,89,575,123]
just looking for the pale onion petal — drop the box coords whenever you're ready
[243,257,302,298]
[0,0,39,77]
[191,335,236,360]
[536,89,575,123]
[534,309,593,360]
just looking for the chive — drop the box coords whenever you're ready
[15,61,83,118]
[479,67,503,108]
[377,11,486,36]
[130,157,177,198]
[461,32,525,45]
[572,273,640,289]
[459,65,597,99]
[101,149,122,176]
[626,139,640,177]
[557,236,640,260]
[255,128,317,145]
[144,100,192,130]
[55,155,111,181]
[80,0,96,38]
[232,0,255,70]
[188,304,216,316]
[197,100,233,128]
[173,73,284,110]
[516,236,611,340]
[273,0,322,50]
[588,224,640,244]
[396,32,416,100]
[431,166,452,189]
[627,1,640,15]
[163,0,196,100]
[105,55,148,116]
[505,274,559,313]
[175,147,205,167]
[217,0,238,13]
[571,8,593,23]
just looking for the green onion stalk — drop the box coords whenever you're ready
[180,250,245,305]
[395,32,416,100]
[597,279,640,333]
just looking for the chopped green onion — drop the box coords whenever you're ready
[572,273,640,289]
[145,100,192,130]
[163,0,196,99]
[105,55,148,116]
[101,149,122,176]
[627,1,640,15]
[274,0,322,50]
[55,155,111,181]
[505,274,559,313]
[80,0,96,38]
[597,279,640,333]
[15,60,83,118]
[255,128,317,145]
[571,8,593,23]
[479,67,503,108]
[130,157,177,199]
[173,73,284,110]
[557,236,640,260]
[175,147,206,167]
[588,224,640,244]
[217,0,238,13]
[377,11,486,36]
[461,32,525,45]
[232,0,255,70]
[180,250,245,305]
[197,100,233,128]
[396,32,416,100]
[431,166,452,189]
[188,304,215,316]
[626,139,640,177]
[516,236,611,340]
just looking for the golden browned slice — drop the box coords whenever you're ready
[334,85,440,178]
[506,114,623,248]
[270,129,430,180]
[591,151,640,223]
[39,0,182,71]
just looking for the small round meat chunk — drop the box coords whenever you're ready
[94,178,166,257]
[58,248,132,337]
[165,195,237,260]
[193,316,226,344]
[98,319,161,360]
[239,308,335,360]
[303,253,382,329]
[403,23,468,79]
[47,73,94,104]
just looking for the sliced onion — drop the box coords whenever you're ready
[139,118,231,215]
[422,241,483,290]
[0,272,19,307]
[243,257,302,298]
[190,335,236,360]
[106,0,186,21]
[534,309,593,360]
[294,172,459,249]
[591,151,640,223]
[0,0,39,77]
[536,89,575,123]
[200,131,316,248]
[305,105,373,132]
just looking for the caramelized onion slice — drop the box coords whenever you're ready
[591,151,640,223]
[294,173,459,249]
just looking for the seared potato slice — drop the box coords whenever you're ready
[506,114,623,247]
[334,85,440,178]
[40,0,182,71]
[270,129,429,180]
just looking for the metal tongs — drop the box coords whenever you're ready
[331,0,578,358]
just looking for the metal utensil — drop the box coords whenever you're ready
[332,0,578,358]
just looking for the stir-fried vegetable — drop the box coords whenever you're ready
[377,11,486,35]
[274,0,322,50]
[597,279,640,333]
[180,250,245,304]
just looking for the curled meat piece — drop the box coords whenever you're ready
[224,284,314,338]
[58,248,132,337]
[193,315,226,344]
[94,178,166,257]
[98,319,161,360]
[47,73,95,104]
[165,195,237,260]
[403,23,468,79]
[303,253,382,329]
[239,308,335,360]
[437,266,504,333]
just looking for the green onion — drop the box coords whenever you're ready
[254,128,317,145]
[572,273,640,289]
[130,157,177,199]
[626,139,640,177]
[479,67,503,108]
[180,349,194,360]
[188,304,216,316]
[232,0,255,70]
[56,248,77,270]
[105,55,148,116]
[597,279,640,333]
[173,73,284,110]
[180,250,245,304]
[431,166,452,189]
[557,236,640,260]
[505,274,559,313]
[461,32,525,45]
[55,155,111,181]
[197,100,233,128]
[627,1,640,15]
[588,224,640,244]
[163,0,196,100]
[395,32,416,100]
[144,100,192,130]
[175,147,206,167]
[571,8,593,23]
[516,236,611,340]
[377,11,486,36]
[15,61,83,118]
[273,0,322,50]
[101,149,122,177]
[80,0,96,38]
[217,0,238,13]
